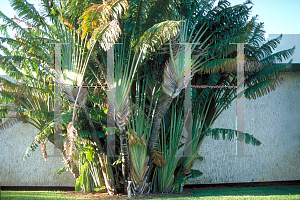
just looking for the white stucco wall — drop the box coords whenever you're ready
[190,71,300,184]
[0,120,75,186]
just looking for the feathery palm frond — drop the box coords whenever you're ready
[258,34,282,58]
[245,61,292,87]
[80,0,128,50]
[247,21,265,47]
[142,0,177,32]
[0,112,21,133]
[135,20,182,54]
[207,128,262,146]
[245,77,285,100]
[86,19,122,51]
[260,47,295,65]
[10,0,49,27]
[198,58,237,74]
[122,0,149,37]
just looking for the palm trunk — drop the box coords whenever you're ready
[81,106,104,153]
[119,128,130,194]
[115,95,131,194]
[98,155,116,195]
[66,159,80,178]
[146,97,173,184]
[51,139,80,178]
[81,106,116,195]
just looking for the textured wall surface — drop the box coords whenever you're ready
[0,121,75,186]
[190,71,300,184]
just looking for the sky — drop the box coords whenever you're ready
[226,0,300,38]
[1,0,300,37]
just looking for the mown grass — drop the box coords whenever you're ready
[151,186,300,200]
[1,186,300,200]
[0,191,86,200]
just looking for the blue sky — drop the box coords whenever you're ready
[1,0,300,37]
[227,0,300,38]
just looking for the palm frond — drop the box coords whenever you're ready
[0,11,32,39]
[247,21,265,47]
[260,46,295,65]
[23,123,51,161]
[258,34,282,57]
[10,0,48,27]
[142,0,176,32]
[87,19,122,51]
[245,77,285,100]
[0,112,21,133]
[245,61,292,86]
[198,58,237,74]
[135,20,182,54]
[208,128,262,146]
[80,0,128,39]
[123,0,149,36]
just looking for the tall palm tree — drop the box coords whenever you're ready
[65,0,295,193]
[80,0,183,193]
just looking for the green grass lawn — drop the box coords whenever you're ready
[0,191,87,200]
[181,186,300,200]
[1,186,300,200]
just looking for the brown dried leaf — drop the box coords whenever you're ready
[64,122,78,161]
[152,150,166,168]
[41,139,47,162]
[126,131,146,147]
